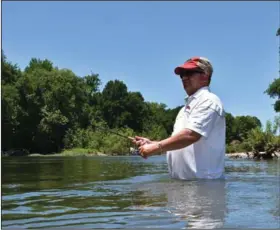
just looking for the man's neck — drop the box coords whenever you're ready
[187,86,209,97]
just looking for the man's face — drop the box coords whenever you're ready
[180,70,208,96]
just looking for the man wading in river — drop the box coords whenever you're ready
[133,57,226,180]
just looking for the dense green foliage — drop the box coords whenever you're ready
[1,52,181,154]
[225,113,262,144]
[2,51,279,156]
[265,27,280,112]
[226,116,280,155]
[266,78,280,112]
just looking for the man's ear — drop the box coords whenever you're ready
[200,74,209,84]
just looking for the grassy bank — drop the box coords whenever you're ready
[28,148,108,157]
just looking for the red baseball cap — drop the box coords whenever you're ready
[174,57,213,76]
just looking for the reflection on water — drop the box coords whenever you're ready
[168,181,225,228]
[134,180,226,229]
[2,156,280,229]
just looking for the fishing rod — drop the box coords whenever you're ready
[95,126,141,156]
[95,126,135,140]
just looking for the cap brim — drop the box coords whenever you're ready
[174,65,199,75]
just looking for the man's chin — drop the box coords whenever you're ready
[184,88,192,95]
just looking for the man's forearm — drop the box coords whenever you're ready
[160,129,201,152]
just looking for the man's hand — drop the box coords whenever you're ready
[132,136,152,147]
[130,136,156,159]
[138,142,160,159]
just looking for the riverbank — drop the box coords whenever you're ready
[29,148,109,157]
[2,148,280,159]
[226,151,280,159]
[2,146,137,157]
[2,148,108,157]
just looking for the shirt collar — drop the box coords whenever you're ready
[184,86,210,104]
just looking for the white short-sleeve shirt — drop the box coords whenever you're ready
[166,86,226,180]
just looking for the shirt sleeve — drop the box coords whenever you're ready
[184,100,220,138]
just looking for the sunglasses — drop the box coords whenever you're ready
[180,70,204,79]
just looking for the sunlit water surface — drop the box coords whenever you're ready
[2,156,280,229]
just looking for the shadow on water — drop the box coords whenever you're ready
[2,156,280,229]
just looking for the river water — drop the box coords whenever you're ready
[2,156,280,229]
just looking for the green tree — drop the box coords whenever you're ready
[246,117,280,158]
[100,80,148,132]
[234,116,262,141]
[24,58,54,73]
[101,80,129,129]
[265,28,280,112]
[1,50,21,85]
[14,61,96,153]
[225,112,236,144]
[83,73,102,95]
[141,102,169,139]
[266,78,280,112]
[142,102,166,129]
[164,106,182,135]
[125,91,147,132]
[1,52,24,150]
[1,84,23,150]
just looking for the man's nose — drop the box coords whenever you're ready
[181,76,190,81]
